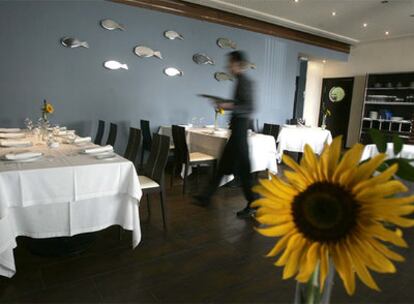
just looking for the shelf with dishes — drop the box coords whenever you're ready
[366,87,414,90]
[360,129,410,139]
[360,71,414,144]
[366,95,414,104]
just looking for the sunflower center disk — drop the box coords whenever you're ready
[292,182,359,243]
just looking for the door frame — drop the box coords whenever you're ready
[319,77,355,145]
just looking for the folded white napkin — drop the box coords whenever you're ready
[0,128,21,133]
[0,139,32,147]
[4,152,42,160]
[83,145,113,154]
[0,132,25,139]
[74,136,91,144]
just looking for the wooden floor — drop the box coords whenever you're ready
[1,172,414,303]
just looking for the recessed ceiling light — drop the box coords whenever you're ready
[363,23,368,27]
[294,0,299,2]
[385,31,390,35]
[331,11,336,16]
[322,60,327,64]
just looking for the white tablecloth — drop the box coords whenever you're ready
[277,125,333,156]
[362,143,414,161]
[0,138,142,278]
[159,126,278,176]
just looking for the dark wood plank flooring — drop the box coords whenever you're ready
[1,172,414,303]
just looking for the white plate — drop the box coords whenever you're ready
[0,142,33,148]
[1,155,43,162]
[95,152,117,160]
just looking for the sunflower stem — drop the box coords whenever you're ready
[305,262,321,304]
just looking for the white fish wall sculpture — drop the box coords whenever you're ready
[214,72,234,82]
[103,60,128,70]
[61,37,89,49]
[193,53,215,65]
[134,46,163,59]
[164,67,183,77]
[217,38,237,49]
[100,19,126,31]
[164,30,184,40]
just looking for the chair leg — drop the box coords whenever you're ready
[146,193,151,217]
[195,164,199,187]
[140,149,145,169]
[183,163,188,195]
[170,164,175,188]
[159,190,167,230]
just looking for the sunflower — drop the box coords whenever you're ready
[252,136,414,295]
[45,103,54,114]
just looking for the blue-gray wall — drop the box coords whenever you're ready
[0,0,347,152]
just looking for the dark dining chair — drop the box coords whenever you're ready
[106,123,118,146]
[139,134,170,230]
[171,125,217,194]
[262,123,281,147]
[94,120,105,145]
[140,120,152,168]
[124,127,142,164]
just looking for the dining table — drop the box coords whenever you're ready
[0,129,142,278]
[277,125,333,157]
[159,126,278,182]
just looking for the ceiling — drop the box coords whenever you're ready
[181,0,414,44]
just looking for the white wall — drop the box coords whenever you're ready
[323,36,414,146]
[303,61,324,127]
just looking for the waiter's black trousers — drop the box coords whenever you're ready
[203,117,256,206]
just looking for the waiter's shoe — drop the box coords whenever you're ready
[236,207,256,219]
[192,195,210,207]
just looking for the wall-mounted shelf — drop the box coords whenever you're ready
[359,71,414,144]
[362,118,411,124]
[365,102,414,106]
[366,87,414,91]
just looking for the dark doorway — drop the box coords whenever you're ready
[293,58,308,119]
[319,77,354,146]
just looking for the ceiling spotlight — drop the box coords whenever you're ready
[363,23,368,27]
[385,31,389,35]
[294,0,299,2]
[331,11,336,16]
[322,60,327,64]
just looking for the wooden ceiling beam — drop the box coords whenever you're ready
[111,0,351,53]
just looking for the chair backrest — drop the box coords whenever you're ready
[106,123,118,146]
[171,125,189,165]
[143,134,170,186]
[263,123,281,139]
[140,120,152,151]
[124,127,142,163]
[94,120,105,145]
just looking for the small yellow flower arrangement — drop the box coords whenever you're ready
[215,107,225,115]
[42,99,54,120]
[252,136,414,302]
[214,107,224,129]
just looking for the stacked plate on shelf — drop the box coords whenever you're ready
[369,111,378,119]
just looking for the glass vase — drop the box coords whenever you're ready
[294,259,335,304]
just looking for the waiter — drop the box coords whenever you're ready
[194,51,257,218]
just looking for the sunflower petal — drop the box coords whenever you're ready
[296,242,320,282]
[333,143,364,183]
[266,230,297,257]
[256,222,295,237]
[332,243,355,295]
